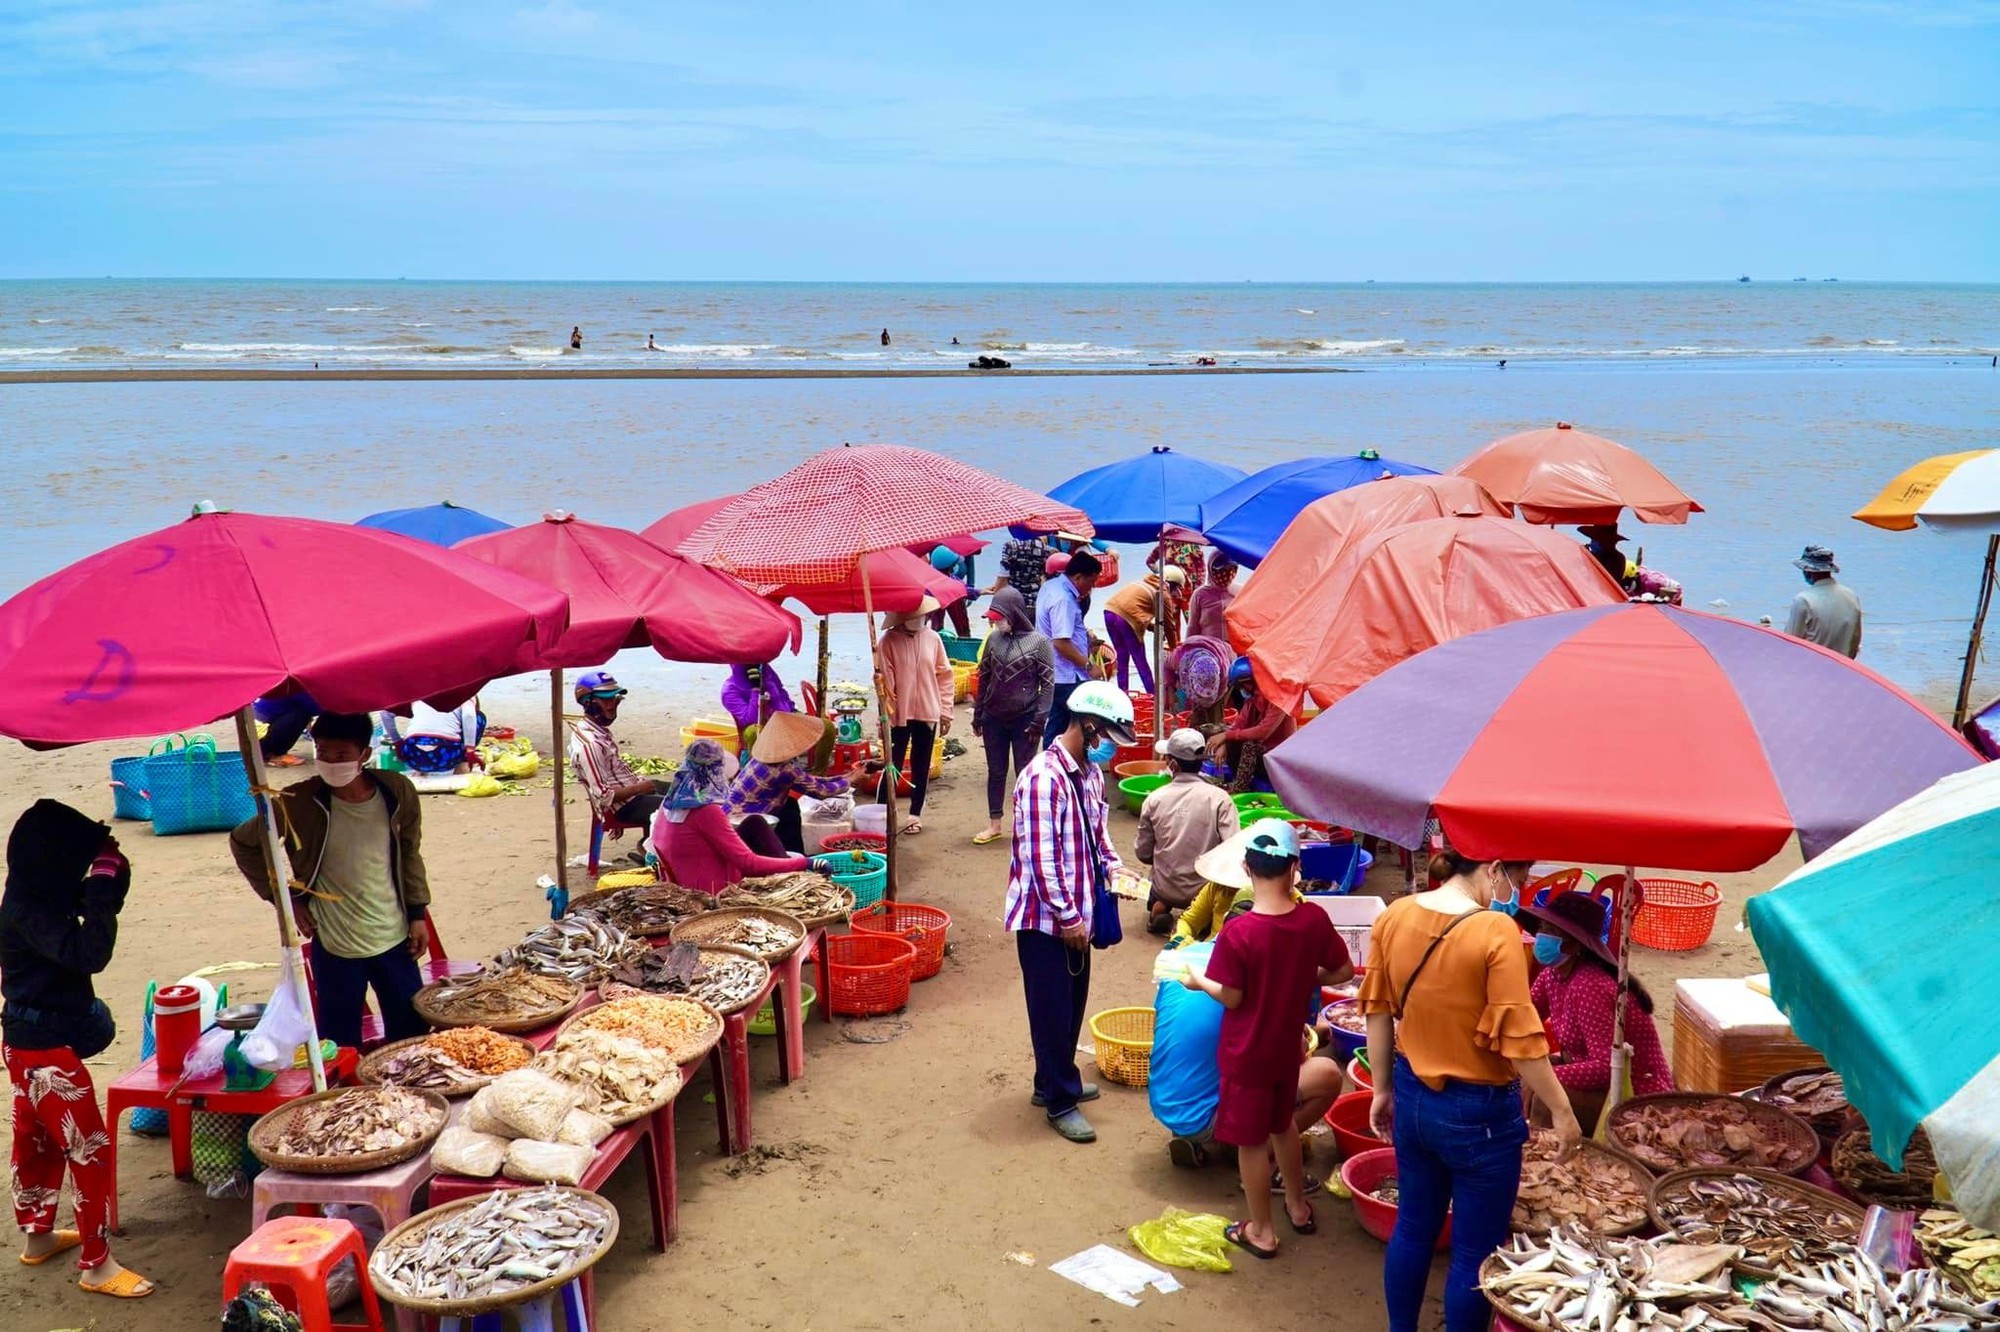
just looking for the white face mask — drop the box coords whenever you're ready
[315,759,363,788]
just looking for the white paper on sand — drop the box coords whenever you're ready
[1048,1244,1182,1307]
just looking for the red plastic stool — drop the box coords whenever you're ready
[222,1215,386,1332]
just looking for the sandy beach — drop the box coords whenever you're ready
[0,365,1348,385]
[0,699,1786,1330]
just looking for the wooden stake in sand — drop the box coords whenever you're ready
[234,705,328,1092]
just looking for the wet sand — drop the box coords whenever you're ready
[0,698,1788,1330]
[0,366,1350,385]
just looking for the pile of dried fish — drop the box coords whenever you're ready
[1319,999,1367,1035]
[1369,1179,1401,1205]
[1761,1068,1848,1119]
[562,994,718,1062]
[1513,1130,1650,1235]
[494,915,652,983]
[1611,1096,1807,1173]
[374,1044,481,1093]
[569,883,712,936]
[1482,1226,1747,1329]
[1651,1172,1858,1273]
[371,1186,612,1305]
[417,969,579,1026]
[275,1086,443,1159]
[1834,1125,1940,1209]
[727,871,853,923]
[534,1030,681,1123]
[1753,1248,2000,1330]
[676,910,803,959]
[1918,1209,2000,1302]
[606,942,767,1013]
[424,1027,530,1076]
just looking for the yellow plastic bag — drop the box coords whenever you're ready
[481,737,542,780]
[457,773,507,799]
[1127,1207,1234,1273]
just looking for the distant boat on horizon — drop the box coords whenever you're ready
[1738,275,1751,283]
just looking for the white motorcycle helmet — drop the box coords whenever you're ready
[1066,681,1138,746]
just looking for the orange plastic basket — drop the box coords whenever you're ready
[849,902,952,981]
[822,932,915,1017]
[1632,878,1723,952]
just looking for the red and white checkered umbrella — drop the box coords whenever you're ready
[680,445,1091,586]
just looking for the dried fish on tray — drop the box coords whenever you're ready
[493,915,653,984]
[603,943,769,1016]
[567,883,714,936]
[1753,1248,2000,1331]
[1919,1208,2000,1303]
[560,994,722,1066]
[1512,1130,1652,1236]
[360,1028,535,1096]
[370,1185,617,1312]
[1834,1124,1941,1209]
[532,1029,682,1126]
[727,872,854,927]
[1607,1092,1818,1175]
[669,906,805,962]
[1481,1225,1747,1330]
[250,1086,448,1174]
[413,968,581,1033]
[1648,1168,1861,1276]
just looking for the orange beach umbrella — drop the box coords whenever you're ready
[1452,422,1702,526]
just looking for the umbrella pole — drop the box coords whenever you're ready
[1952,535,1999,729]
[233,706,328,1093]
[1154,526,1167,721]
[817,616,830,712]
[1600,864,1640,1134]
[550,669,568,895]
[862,559,900,902]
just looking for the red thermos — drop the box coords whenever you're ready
[152,984,203,1077]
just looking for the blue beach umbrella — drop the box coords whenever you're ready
[1747,762,2000,1229]
[1198,450,1437,567]
[356,501,513,547]
[1034,446,1247,543]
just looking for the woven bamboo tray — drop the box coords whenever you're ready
[668,905,806,962]
[1833,1124,1939,1209]
[368,1186,618,1317]
[248,1086,449,1175]
[565,882,714,937]
[555,994,726,1072]
[1606,1091,1819,1176]
[412,971,582,1035]
[355,1032,535,1097]
[1647,1165,1864,1279]
[602,943,772,1018]
[1510,1137,1656,1238]
[723,881,854,930]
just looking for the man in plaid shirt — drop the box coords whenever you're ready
[1004,681,1135,1143]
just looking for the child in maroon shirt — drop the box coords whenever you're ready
[1184,820,1353,1259]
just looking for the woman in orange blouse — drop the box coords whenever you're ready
[1357,850,1581,1332]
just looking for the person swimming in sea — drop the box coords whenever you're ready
[881,328,891,346]
[647,334,657,351]
[571,326,583,350]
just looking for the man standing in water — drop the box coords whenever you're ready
[1784,545,1862,658]
[881,328,891,346]
[570,326,583,350]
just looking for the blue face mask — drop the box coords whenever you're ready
[1488,870,1521,917]
[1086,734,1119,765]
[1533,932,1566,966]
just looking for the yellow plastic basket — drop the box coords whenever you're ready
[1090,1007,1156,1087]
[951,660,977,703]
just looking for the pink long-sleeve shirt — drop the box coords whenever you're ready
[649,803,808,895]
[1531,961,1674,1097]
[879,624,955,727]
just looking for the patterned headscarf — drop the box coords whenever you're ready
[663,738,732,822]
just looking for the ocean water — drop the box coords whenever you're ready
[6,296,1999,718]
[0,279,1995,371]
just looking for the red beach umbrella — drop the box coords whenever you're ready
[1246,516,1626,713]
[1451,422,1702,526]
[1226,474,1507,653]
[0,504,572,1092]
[642,494,737,554]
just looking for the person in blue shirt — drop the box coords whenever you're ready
[1033,550,1102,745]
[1150,936,1346,1182]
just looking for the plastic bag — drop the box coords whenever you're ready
[240,952,318,1072]
[180,1026,235,1081]
[487,1067,582,1140]
[432,1125,510,1177]
[456,773,507,799]
[487,747,540,780]
[1127,1207,1236,1273]
[503,1138,593,1186]
[464,1086,513,1138]
[321,1204,382,1311]
[557,1106,614,1148]
[800,794,853,822]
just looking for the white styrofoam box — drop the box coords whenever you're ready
[1308,894,1386,967]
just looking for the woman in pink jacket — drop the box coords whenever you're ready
[651,739,828,894]
[876,608,956,834]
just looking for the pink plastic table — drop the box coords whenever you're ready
[253,1147,438,1332]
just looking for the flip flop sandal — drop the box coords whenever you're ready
[972,830,1001,845]
[1268,1169,1324,1197]
[19,1231,82,1265]
[1224,1221,1277,1261]
[902,819,924,835]
[80,1268,154,1298]
[1286,1200,1318,1236]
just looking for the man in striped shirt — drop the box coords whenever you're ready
[1004,681,1134,1143]
[566,672,669,829]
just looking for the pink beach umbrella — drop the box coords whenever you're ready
[0,504,571,1090]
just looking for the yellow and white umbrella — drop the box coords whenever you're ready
[1857,451,2000,727]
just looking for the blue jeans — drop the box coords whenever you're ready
[1384,1057,1528,1332]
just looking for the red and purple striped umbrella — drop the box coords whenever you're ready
[1266,604,1979,872]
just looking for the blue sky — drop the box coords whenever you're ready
[2,1,1995,280]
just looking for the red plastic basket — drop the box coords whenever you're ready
[822,932,915,1016]
[818,832,886,855]
[1632,878,1722,951]
[849,902,952,981]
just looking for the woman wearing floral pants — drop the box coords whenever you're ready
[0,800,153,1298]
